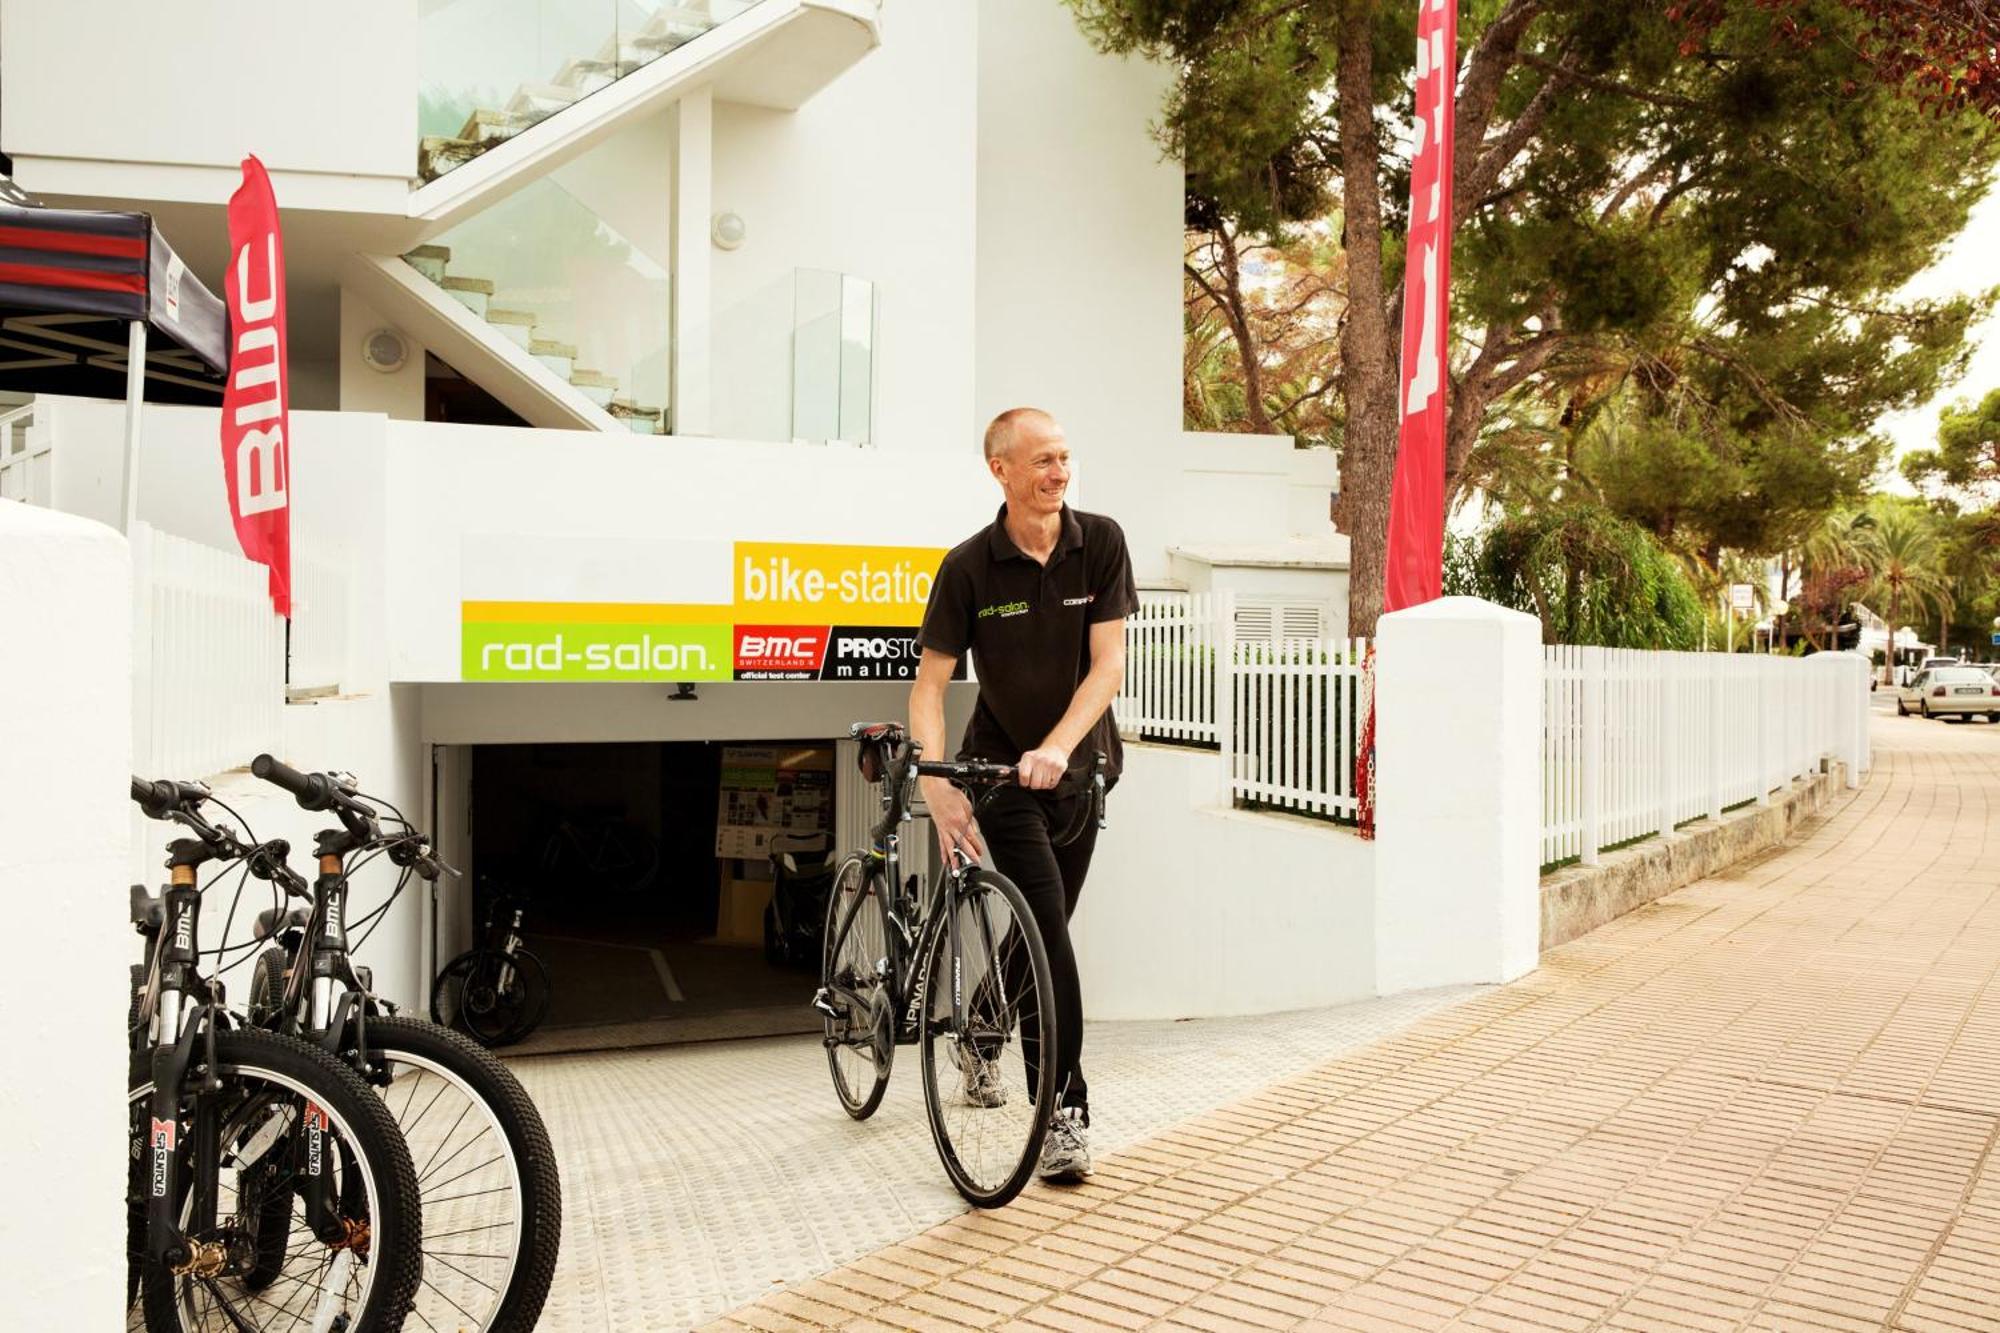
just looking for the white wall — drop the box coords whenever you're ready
[340,290,428,420]
[2,1,416,210]
[710,0,979,451]
[1074,742,1376,1019]
[974,0,1184,579]
[0,503,127,1327]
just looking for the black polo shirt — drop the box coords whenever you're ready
[918,504,1138,780]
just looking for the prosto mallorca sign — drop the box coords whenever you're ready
[461,540,955,682]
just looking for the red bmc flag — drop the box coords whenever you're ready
[221,155,292,616]
[1382,0,1459,615]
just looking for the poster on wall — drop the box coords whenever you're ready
[462,539,966,683]
[715,746,835,859]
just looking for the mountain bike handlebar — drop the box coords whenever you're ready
[251,753,454,881]
[129,773,307,894]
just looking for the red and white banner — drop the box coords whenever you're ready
[221,155,292,616]
[1382,0,1459,615]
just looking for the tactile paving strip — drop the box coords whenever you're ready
[507,987,1478,1331]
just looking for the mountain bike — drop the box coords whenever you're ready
[537,810,659,896]
[812,722,1102,1208]
[246,753,564,1333]
[126,775,423,1332]
[431,880,551,1048]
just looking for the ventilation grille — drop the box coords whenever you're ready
[1233,601,1325,643]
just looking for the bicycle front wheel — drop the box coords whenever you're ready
[435,948,550,1047]
[127,1027,423,1332]
[918,868,1057,1208]
[822,855,893,1120]
[356,1015,563,1333]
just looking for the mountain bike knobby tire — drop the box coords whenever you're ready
[343,1015,563,1333]
[918,867,1058,1209]
[127,1027,423,1333]
[822,855,894,1120]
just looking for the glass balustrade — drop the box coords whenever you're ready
[404,176,672,434]
[417,0,768,183]
[712,267,878,446]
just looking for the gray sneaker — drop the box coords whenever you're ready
[955,1043,1007,1108]
[1038,1107,1091,1182]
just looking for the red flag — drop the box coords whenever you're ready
[1382,0,1459,614]
[221,155,291,616]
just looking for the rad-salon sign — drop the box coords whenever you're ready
[460,538,962,683]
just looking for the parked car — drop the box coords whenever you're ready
[1895,665,2000,720]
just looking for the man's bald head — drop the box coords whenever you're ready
[983,407,1060,460]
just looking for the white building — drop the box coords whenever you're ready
[3,0,1345,1034]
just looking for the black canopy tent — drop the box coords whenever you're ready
[0,190,228,528]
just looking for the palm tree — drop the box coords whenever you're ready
[1869,507,1955,684]
[1792,510,1885,650]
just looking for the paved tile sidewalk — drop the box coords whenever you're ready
[705,715,2000,1332]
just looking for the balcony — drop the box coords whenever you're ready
[410,0,881,229]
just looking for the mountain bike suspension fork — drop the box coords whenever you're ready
[147,844,219,1271]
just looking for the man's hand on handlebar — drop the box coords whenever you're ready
[921,775,986,863]
[1016,745,1069,792]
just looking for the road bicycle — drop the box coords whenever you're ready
[126,775,422,1332]
[246,753,564,1333]
[431,878,552,1048]
[813,722,1103,1208]
[537,810,659,896]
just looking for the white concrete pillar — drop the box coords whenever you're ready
[1374,597,1542,992]
[672,86,714,436]
[0,502,129,1327]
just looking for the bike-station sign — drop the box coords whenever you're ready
[460,537,963,683]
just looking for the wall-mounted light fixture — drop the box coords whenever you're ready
[711,211,746,250]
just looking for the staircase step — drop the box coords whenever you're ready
[440,275,494,318]
[404,244,451,282]
[529,338,578,359]
[456,107,532,144]
[418,135,490,182]
[485,307,535,348]
[505,82,582,116]
[609,397,665,434]
[551,58,617,95]
[570,369,617,407]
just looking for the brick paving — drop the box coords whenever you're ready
[705,714,2000,1332]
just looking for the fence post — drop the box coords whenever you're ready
[1580,647,1603,867]
[1375,597,1542,989]
[1707,654,1725,823]
[1214,589,1236,806]
[1657,653,1676,838]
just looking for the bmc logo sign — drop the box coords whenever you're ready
[733,625,830,679]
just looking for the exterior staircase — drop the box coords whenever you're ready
[419,3,752,184]
[404,243,666,434]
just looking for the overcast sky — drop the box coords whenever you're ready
[1876,184,2000,493]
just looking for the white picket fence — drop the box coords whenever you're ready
[1118,591,1369,823]
[0,401,51,505]
[130,522,286,779]
[1541,646,1870,868]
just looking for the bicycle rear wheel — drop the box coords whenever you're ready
[126,1027,422,1332]
[822,855,893,1120]
[918,868,1057,1208]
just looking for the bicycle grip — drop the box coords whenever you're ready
[251,753,328,809]
[131,775,174,816]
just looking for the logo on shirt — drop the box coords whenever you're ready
[978,600,1030,620]
[1062,595,1094,607]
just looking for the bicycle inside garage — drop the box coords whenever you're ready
[440,738,898,1053]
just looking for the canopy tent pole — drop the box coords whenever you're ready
[119,320,146,533]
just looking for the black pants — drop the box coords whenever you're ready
[975,783,1098,1121]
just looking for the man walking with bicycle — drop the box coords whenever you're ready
[909,406,1136,1182]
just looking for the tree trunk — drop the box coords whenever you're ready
[1333,0,1400,639]
[1211,233,1274,436]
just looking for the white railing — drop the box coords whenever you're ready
[1228,637,1369,822]
[286,556,349,696]
[1118,590,1368,824]
[0,401,51,506]
[131,522,286,779]
[1118,591,1223,744]
[1541,646,1869,868]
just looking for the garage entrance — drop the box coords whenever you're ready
[459,739,844,1050]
